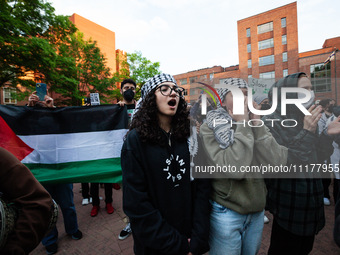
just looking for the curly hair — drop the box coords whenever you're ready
[130,88,190,146]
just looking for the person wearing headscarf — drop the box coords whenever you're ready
[262,72,340,255]
[121,73,210,255]
[199,78,287,255]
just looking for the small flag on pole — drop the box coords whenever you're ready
[324,50,336,65]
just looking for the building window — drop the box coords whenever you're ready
[283,69,288,77]
[248,59,252,68]
[282,52,287,62]
[180,78,187,85]
[282,35,287,45]
[190,88,196,95]
[210,73,214,80]
[3,87,17,104]
[200,75,206,80]
[247,44,251,53]
[260,71,275,79]
[183,89,188,96]
[189,76,197,84]
[310,62,331,92]
[259,55,274,66]
[281,17,286,28]
[258,38,274,50]
[246,28,251,37]
[248,75,253,79]
[257,21,273,34]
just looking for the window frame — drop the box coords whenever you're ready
[259,55,275,66]
[258,38,274,50]
[257,21,273,34]
[3,87,17,104]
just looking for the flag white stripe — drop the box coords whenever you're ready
[20,129,128,164]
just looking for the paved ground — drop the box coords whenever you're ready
[31,183,340,255]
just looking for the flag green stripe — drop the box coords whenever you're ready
[25,158,122,184]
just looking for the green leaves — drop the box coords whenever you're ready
[1,1,161,106]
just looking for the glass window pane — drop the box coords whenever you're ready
[180,78,187,85]
[189,76,197,83]
[3,87,17,104]
[247,44,251,53]
[259,71,275,79]
[259,55,274,66]
[283,69,288,77]
[282,52,287,62]
[258,38,274,50]
[281,18,286,28]
[246,28,250,37]
[258,21,273,34]
[282,35,287,45]
[310,62,331,92]
[248,59,252,68]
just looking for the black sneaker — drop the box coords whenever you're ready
[71,230,83,240]
[118,223,132,240]
[45,243,58,255]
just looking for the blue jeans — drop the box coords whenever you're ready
[42,184,79,246]
[209,200,264,255]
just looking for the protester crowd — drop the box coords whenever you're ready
[1,73,340,255]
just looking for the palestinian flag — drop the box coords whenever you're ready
[0,105,128,183]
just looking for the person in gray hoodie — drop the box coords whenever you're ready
[200,78,288,255]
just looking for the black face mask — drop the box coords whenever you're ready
[328,105,334,113]
[123,89,135,102]
[261,103,271,110]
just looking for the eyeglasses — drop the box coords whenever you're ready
[157,85,185,97]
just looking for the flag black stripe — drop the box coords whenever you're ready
[0,105,128,135]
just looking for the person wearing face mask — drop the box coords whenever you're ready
[118,78,137,125]
[317,99,336,206]
[262,73,340,255]
[116,78,138,240]
[253,93,271,112]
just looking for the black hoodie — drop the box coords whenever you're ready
[121,129,210,255]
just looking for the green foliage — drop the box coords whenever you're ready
[0,0,116,106]
[0,1,160,105]
[116,51,161,99]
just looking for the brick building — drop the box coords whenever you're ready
[174,1,340,104]
[237,2,299,80]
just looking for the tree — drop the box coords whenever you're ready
[116,51,161,99]
[0,0,116,105]
[51,32,115,106]
[0,0,57,89]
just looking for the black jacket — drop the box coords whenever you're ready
[263,72,334,236]
[122,129,210,255]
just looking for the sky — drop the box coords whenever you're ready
[51,0,340,75]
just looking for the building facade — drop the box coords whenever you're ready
[237,2,299,81]
[174,2,340,104]
[69,13,116,75]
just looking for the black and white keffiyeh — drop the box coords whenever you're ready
[136,73,178,110]
[141,73,177,100]
[207,78,249,149]
[216,78,248,107]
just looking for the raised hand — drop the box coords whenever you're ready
[303,105,322,133]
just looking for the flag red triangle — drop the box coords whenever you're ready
[0,116,33,161]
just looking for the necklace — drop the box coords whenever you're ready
[161,128,172,146]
